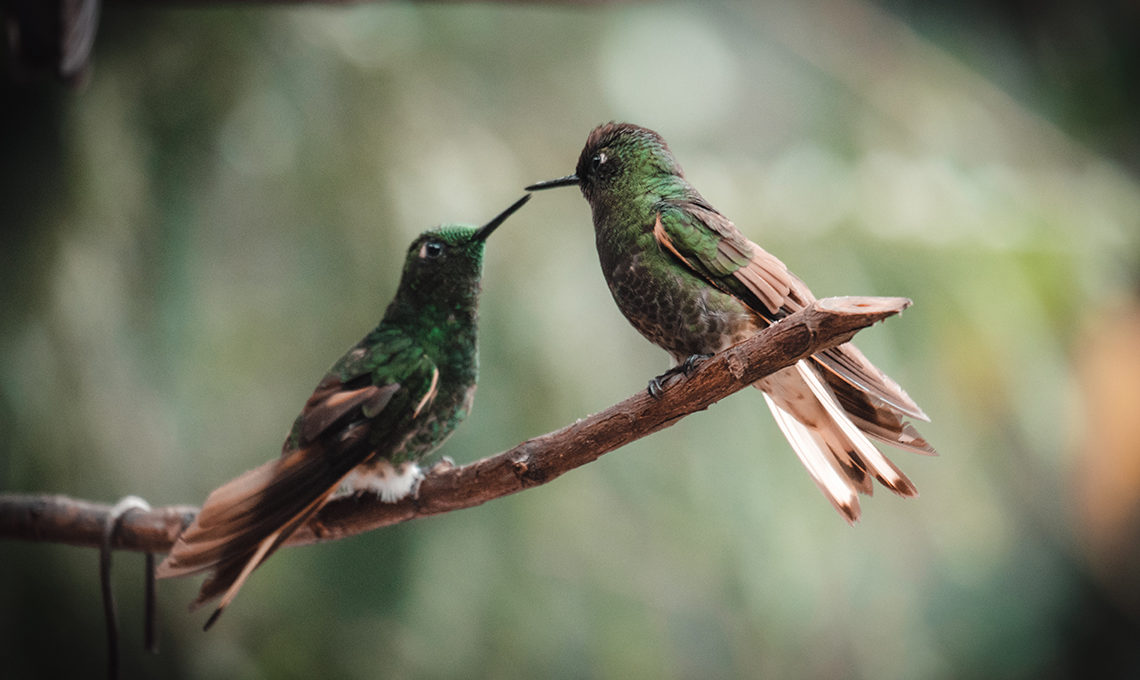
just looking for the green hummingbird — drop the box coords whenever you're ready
[156,194,531,629]
[527,122,934,522]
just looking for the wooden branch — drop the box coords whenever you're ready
[0,296,911,555]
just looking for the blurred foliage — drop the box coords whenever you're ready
[2,1,1139,678]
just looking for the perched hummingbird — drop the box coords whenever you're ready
[527,123,934,522]
[156,194,531,629]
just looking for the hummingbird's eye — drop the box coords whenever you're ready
[591,152,608,172]
[419,241,445,259]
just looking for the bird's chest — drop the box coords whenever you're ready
[392,378,476,463]
[385,326,479,463]
[597,230,757,362]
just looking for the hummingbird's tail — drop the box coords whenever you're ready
[156,443,357,629]
[758,360,931,523]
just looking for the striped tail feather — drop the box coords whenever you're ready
[156,440,365,628]
[757,360,922,523]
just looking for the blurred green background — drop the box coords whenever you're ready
[3,1,1140,678]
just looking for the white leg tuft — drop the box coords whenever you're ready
[343,461,423,503]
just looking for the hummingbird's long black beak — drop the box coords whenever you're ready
[474,193,532,242]
[525,174,579,191]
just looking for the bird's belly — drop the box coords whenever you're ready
[341,375,475,503]
[605,256,759,362]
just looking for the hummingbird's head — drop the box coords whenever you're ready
[393,194,530,309]
[526,122,684,204]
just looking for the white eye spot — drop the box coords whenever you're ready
[419,241,444,259]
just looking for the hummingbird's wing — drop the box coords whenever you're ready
[157,332,439,626]
[652,201,810,318]
[653,202,930,424]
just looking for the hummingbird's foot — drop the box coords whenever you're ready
[680,353,713,375]
[429,456,456,474]
[647,354,714,398]
[647,373,673,399]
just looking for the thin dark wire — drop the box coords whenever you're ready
[101,496,151,680]
[144,552,158,653]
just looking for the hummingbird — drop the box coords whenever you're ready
[527,122,934,522]
[156,194,531,629]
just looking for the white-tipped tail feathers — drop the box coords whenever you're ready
[758,360,922,523]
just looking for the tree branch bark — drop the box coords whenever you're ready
[0,296,911,554]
